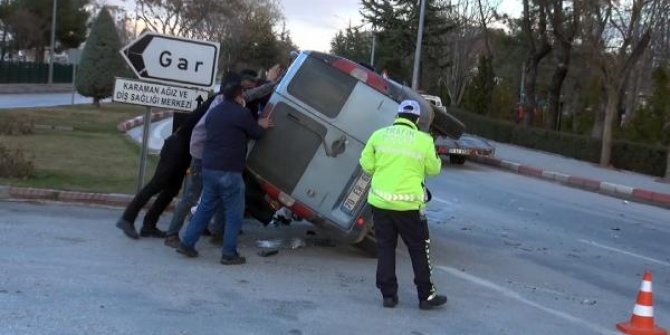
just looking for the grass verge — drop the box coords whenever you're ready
[0,103,159,194]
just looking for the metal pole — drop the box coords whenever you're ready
[48,0,57,84]
[520,61,526,102]
[411,0,426,90]
[71,63,76,105]
[370,31,376,67]
[137,107,152,193]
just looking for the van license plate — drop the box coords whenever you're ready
[342,173,371,213]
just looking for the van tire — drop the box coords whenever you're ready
[449,155,467,165]
[430,106,465,139]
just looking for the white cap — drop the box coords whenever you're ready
[398,100,421,116]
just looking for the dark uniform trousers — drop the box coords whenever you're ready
[121,134,189,228]
[372,206,436,301]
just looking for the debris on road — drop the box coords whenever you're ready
[257,249,279,257]
[580,299,597,306]
[256,238,306,250]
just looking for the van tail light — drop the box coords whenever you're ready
[356,217,365,226]
[331,59,388,94]
[260,181,315,220]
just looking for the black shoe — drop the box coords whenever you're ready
[164,235,180,248]
[140,227,167,238]
[116,219,139,239]
[202,228,212,236]
[220,254,246,265]
[383,296,399,308]
[176,243,199,258]
[419,294,447,310]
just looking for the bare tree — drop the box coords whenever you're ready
[521,0,552,126]
[133,0,286,72]
[545,0,580,130]
[441,0,485,106]
[583,0,661,166]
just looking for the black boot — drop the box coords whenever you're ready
[116,219,139,239]
[140,226,167,238]
[419,294,447,310]
[383,295,398,308]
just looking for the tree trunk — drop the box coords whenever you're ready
[523,55,543,126]
[600,86,620,166]
[665,147,670,180]
[93,97,101,108]
[546,45,571,130]
[0,29,7,64]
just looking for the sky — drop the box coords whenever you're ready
[106,0,522,53]
[281,0,524,52]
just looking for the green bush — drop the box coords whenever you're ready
[0,144,34,179]
[447,107,668,177]
[0,114,33,135]
[611,142,667,177]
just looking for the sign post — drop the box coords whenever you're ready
[137,107,152,192]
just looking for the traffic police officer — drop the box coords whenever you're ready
[359,99,447,310]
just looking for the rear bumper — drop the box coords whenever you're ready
[246,168,371,245]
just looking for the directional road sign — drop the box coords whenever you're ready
[120,32,220,88]
[113,77,208,112]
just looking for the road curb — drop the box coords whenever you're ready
[4,186,134,207]
[117,110,175,132]
[1,186,182,212]
[470,156,670,209]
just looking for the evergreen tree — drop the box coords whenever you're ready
[76,7,127,107]
[330,27,372,65]
[462,55,495,115]
[359,0,453,85]
[623,65,670,145]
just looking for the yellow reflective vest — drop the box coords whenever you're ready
[359,118,442,211]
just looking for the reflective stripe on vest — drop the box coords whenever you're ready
[371,188,423,202]
[375,145,426,161]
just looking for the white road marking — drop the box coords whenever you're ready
[578,239,670,267]
[432,197,451,205]
[437,266,619,335]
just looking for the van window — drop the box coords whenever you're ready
[287,57,357,118]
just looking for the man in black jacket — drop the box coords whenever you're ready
[115,96,218,239]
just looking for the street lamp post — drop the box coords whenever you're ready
[48,0,57,84]
[411,0,426,90]
[370,26,376,67]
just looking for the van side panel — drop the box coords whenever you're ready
[247,102,325,194]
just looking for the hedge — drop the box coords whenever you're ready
[448,107,668,177]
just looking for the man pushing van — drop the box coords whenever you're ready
[359,99,447,310]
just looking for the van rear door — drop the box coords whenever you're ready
[254,53,399,231]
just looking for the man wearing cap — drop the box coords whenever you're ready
[359,99,447,310]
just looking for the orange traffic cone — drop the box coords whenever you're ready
[617,272,667,335]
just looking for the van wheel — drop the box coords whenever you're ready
[449,155,467,165]
[355,236,378,258]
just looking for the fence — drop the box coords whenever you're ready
[0,62,74,84]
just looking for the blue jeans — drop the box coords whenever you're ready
[181,169,245,257]
[167,159,225,236]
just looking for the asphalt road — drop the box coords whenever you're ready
[1,164,668,335]
[0,92,109,109]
